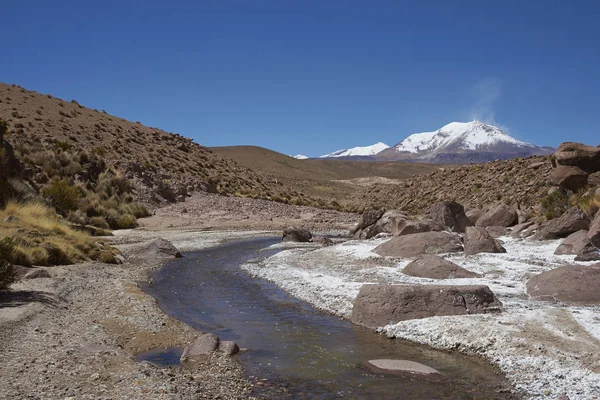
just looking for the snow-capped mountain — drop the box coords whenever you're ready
[378,121,553,163]
[320,142,390,158]
[292,154,308,159]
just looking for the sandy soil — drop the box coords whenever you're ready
[243,236,600,400]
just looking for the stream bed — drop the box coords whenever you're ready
[143,237,516,399]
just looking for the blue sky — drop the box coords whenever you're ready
[2,1,599,156]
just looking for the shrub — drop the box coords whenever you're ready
[540,190,569,220]
[43,179,81,215]
[89,216,109,229]
[0,237,16,290]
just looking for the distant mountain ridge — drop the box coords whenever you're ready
[320,121,553,163]
[320,142,390,158]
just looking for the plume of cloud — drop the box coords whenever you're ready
[468,78,508,131]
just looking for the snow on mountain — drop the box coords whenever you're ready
[320,142,390,158]
[292,154,308,159]
[393,121,532,154]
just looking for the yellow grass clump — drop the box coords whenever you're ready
[0,201,117,266]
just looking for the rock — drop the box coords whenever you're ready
[401,255,480,279]
[475,203,518,228]
[365,359,440,376]
[218,341,240,355]
[351,284,502,329]
[282,226,312,242]
[464,227,506,256]
[529,161,546,169]
[114,254,126,264]
[426,201,472,233]
[554,230,591,255]
[373,232,463,258]
[485,226,509,238]
[131,238,182,259]
[364,210,407,239]
[549,165,588,192]
[350,209,385,236]
[392,219,443,236]
[312,236,334,246]
[516,209,528,224]
[575,247,600,261]
[180,333,220,361]
[588,171,600,186]
[533,207,591,240]
[509,222,535,238]
[22,269,51,279]
[588,214,600,248]
[553,142,600,173]
[526,264,600,305]
[465,209,484,225]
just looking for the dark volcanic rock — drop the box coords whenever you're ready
[526,264,600,305]
[374,232,463,258]
[351,284,502,329]
[475,204,518,228]
[464,227,507,256]
[402,255,480,279]
[282,226,313,242]
[426,201,472,233]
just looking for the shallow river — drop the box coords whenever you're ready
[143,237,515,399]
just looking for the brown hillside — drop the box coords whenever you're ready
[211,145,441,203]
[353,156,554,215]
[0,83,317,207]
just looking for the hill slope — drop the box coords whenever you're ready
[0,83,317,207]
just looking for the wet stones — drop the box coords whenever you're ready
[180,333,240,362]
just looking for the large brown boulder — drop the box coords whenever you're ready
[392,219,443,236]
[464,226,506,256]
[575,247,600,261]
[282,226,312,242]
[364,210,407,239]
[526,264,600,305]
[549,165,589,192]
[485,226,509,238]
[129,238,183,259]
[465,209,484,225]
[553,142,600,173]
[588,214,600,248]
[351,284,502,329]
[554,230,592,255]
[350,209,385,236]
[402,255,480,279]
[374,232,463,258]
[475,204,518,228]
[533,207,591,240]
[426,201,473,233]
[180,333,220,361]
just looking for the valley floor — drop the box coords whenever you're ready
[243,236,600,399]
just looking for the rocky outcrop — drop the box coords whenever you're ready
[485,226,509,238]
[364,210,407,239]
[533,207,591,240]
[554,230,592,255]
[350,209,385,237]
[373,232,463,258]
[282,226,312,242]
[549,142,600,192]
[464,227,506,256]
[526,264,600,305]
[549,165,589,192]
[392,219,442,236]
[466,209,484,225]
[401,255,480,279]
[351,284,502,329]
[475,203,518,228]
[426,201,472,233]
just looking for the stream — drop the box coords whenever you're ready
[142,237,515,399]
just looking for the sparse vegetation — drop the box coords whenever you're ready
[540,190,569,219]
[0,237,16,290]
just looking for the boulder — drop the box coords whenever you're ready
[312,236,334,246]
[553,142,600,173]
[364,210,408,239]
[392,219,443,236]
[549,165,588,192]
[465,209,484,225]
[588,171,600,186]
[351,284,502,329]
[575,247,600,262]
[554,230,591,255]
[464,227,506,256]
[516,209,528,224]
[401,255,480,279]
[22,269,51,279]
[475,204,518,228]
[130,238,182,259]
[218,341,240,355]
[374,232,463,258]
[426,201,472,233]
[282,226,312,242]
[180,333,220,361]
[365,359,441,376]
[509,222,535,238]
[533,207,591,240]
[485,226,509,238]
[526,264,600,305]
[350,209,385,236]
[588,214,600,248]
